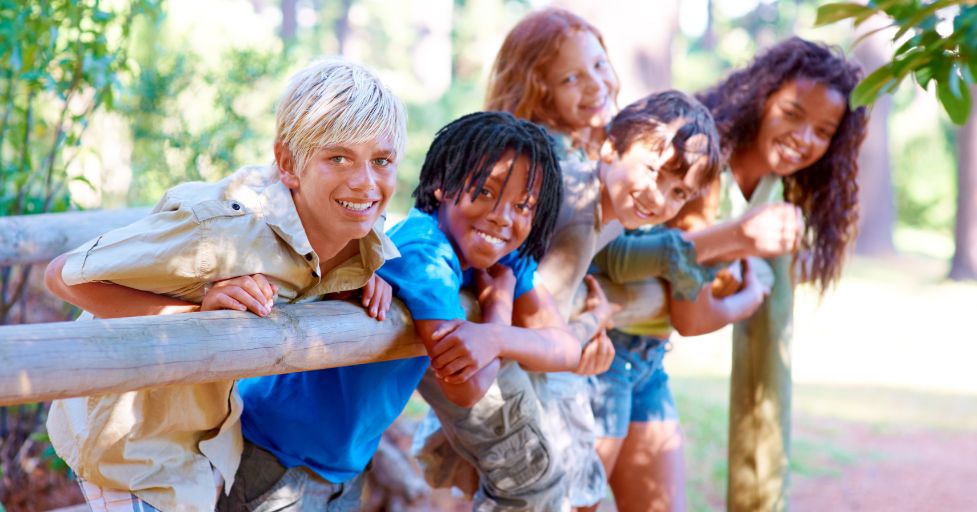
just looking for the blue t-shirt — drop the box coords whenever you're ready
[239,208,538,483]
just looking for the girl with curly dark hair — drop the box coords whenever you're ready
[590,37,869,511]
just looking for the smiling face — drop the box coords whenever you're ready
[752,78,846,177]
[599,136,704,230]
[436,153,539,270]
[543,30,619,133]
[278,136,397,244]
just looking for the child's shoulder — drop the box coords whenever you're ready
[155,165,277,214]
[386,208,448,248]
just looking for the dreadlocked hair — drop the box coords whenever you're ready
[695,37,869,294]
[413,111,563,261]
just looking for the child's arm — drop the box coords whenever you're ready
[45,253,277,318]
[571,275,618,376]
[669,258,769,336]
[427,267,582,381]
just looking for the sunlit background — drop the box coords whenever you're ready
[2,1,975,510]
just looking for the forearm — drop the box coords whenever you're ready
[597,229,720,301]
[682,220,753,265]
[45,254,198,318]
[670,286,756,336]
[435,358,500,407]
[498,325,581,372]
[567,311,601,348]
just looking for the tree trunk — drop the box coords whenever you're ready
[335,0,353,55]
[280,0,298,44]
[950,91,977,280]
[853,31,897,256]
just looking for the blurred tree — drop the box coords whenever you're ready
[817,1,976,278]
[281,0,298,43]
[951,91,977,279]
[854,28,897,256]
[0,1,161,507]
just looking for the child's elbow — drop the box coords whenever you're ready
[44,254,69,298]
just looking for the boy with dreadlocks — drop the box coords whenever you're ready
[379,111,615,510]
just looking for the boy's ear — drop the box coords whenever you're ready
[433,188,443,201]
[599,139,618,164]
[275,141,299,189]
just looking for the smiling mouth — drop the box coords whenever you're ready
[631,195,658,220]
[337,199,378,212]
[580,97,608,112]
[776,141,804,163]
[475,229,507,246]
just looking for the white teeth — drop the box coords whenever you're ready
[780,144,802,161]
[476,230,505,246]
[338,200,373,211]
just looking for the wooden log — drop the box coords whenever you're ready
[0,208,150,267]
[0,276,664,406]
[726,254,793,512]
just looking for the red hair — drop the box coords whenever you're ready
[485,8,616,132]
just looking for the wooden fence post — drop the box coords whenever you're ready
[726,254,793,511]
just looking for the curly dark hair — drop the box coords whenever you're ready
[695,37,869,292]
[413,111,563,261]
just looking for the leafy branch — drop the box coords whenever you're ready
[816,0,977,124]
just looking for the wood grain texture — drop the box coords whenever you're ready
[0,275,665,405]
[0,208,151,266]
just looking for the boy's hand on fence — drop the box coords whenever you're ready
[361,274,393,321]
[201,274,277,317]
[574,328,614,376]
[429,321,501,384]
[583,275,621,331]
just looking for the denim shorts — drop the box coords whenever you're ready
[591,330,678,438]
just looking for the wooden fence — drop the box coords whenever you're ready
[0,208,789,511]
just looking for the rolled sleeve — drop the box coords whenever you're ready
[60,203,208,296]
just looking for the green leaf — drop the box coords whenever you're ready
[915,62,939,88]
[815,3,879,26]
[936,65,972,124]
[893,0,959,40]
[852,64,899,107]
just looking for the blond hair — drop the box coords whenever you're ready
[276,57,407,172]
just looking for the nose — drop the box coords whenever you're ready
[794,124,815,146]
[582,70,605,96]
[486,201,513,228]
[347,161,377,192]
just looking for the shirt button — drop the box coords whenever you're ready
[624,362,632,371]
[311,271,319,278]
[305,253,314,261]
[231,202,241,210]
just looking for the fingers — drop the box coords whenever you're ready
[376,280,392,321]
[219,286,270,316]
[362,275,376,307]
[593,331,615,374]
[251,274,276,303]
[431,320,463,342]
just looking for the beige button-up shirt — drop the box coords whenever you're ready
[46,164,399,512]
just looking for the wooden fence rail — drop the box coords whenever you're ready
[0,276,664,406]
[0,207,151,266]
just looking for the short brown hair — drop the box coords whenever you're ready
[607,90,722,189]
[485,8,618,132]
